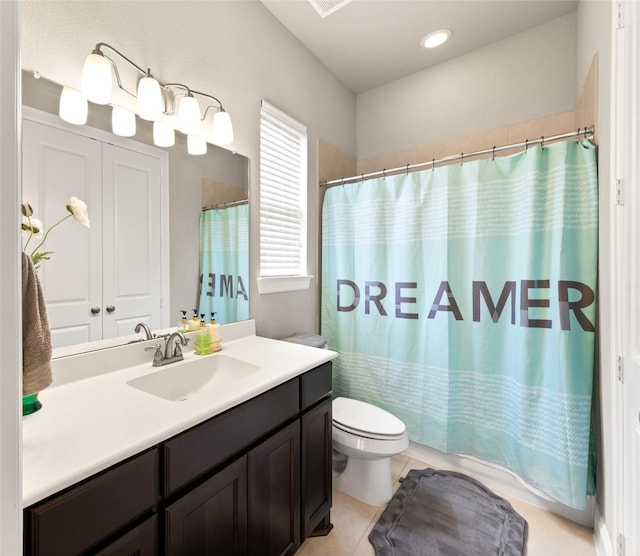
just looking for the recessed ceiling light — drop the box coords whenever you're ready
[421,29,453,49]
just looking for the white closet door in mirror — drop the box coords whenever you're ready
[101,144,162,339]
[22,120,103,347]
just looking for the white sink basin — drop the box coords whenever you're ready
[127,355,260,402]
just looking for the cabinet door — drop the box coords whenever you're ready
[102,144,163,338]
[248,420,300,556]
[301,397,333,539]
[22,119,103,347]
[165,456,248,556]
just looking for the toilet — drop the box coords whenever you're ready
[280,333,409,506]
[332,397,409,506]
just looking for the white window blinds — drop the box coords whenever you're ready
[259,100,308,277]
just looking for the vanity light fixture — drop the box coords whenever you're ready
[421,28,453,49]
[81,50,113,104]
[187,134,207,155]
[111,105,136,137]
[153,120,176,147]
[177,92,202,135]
[64,42,235,152]
[59,86,88,125]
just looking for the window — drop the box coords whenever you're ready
[258,100,311,293]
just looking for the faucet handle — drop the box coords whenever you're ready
[145,344,163,366]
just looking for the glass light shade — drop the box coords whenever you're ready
[153,121,175,147]
[137,76,163,121]
[59,87,88,125]
[178,95,201,135]
[211,110,234,145]
[111,106,136,137]
[81,53,112,104]
[187,134,207,155]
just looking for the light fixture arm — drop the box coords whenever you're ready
[94,42,147,77]
[94,42,157,100]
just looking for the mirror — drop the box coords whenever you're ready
[21,71,249,354]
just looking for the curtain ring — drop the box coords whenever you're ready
[382,169,386,179]
[540,136,545,148]
[406,164,409,175]
[460,153,464,166]
[432,158,435,171]
[361,173,364,182]
[492,146,496,161]
[525,139,529,153]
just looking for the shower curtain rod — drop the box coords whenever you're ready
[202,199,248,212]
[321,126,595,187]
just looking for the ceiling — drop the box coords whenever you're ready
[261,0,579,94]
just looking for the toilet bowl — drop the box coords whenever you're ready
[332,397,409,506]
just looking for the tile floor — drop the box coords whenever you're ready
[298,454,596,556]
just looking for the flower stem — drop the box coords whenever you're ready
[22,216,35,252]
[29,213,72,257]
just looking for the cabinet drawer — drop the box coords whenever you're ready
[300,362,332,411]
[25,448,159,556]
[164,378,299,496]
[95,515,157,555]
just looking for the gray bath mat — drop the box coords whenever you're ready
[369,468,528,556]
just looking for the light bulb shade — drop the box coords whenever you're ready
[187,134,207,155]
[178,95,201,135]
[111,106,136,137]
[153,121,175,147]
[59,87,88,125]
[137,76,163,121]
[211,110,234,145]
[81,53,112,104]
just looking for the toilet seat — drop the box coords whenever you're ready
[333,397,406,439]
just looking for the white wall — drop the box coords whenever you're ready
[0,1,22,553]
[20,0,357,340]
[356,12,577,159]
[575,1,614,553]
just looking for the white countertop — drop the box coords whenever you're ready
[22,321,337,507]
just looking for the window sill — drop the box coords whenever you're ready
[257,275,313,294]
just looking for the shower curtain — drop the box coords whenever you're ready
[198,203,249,324]
[321,139,598,509]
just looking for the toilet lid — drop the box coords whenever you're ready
[333,397,406,436]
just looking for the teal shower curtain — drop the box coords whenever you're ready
[198,204,249,324]
[321,140,598,509]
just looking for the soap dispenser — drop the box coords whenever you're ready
[189,309,200,331]
[195,314,212,355]
[177,310,188,332]
[208,312,222,353]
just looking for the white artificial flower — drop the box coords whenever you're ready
[21,215,43,236]
[66,196,91,228]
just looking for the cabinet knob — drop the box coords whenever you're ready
[90,306,101,315]
[106,305,116,313]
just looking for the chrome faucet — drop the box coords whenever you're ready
[164,331,189,361]
[134,322,153,341]
[144,332,190,367]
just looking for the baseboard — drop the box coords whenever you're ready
[404,441,595,527]
[594,504,614,556]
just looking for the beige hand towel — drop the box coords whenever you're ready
[22,252,52,395]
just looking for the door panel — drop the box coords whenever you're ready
[102,144,162,339]
[22,120,103,346]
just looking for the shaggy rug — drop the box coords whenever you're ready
[369,468,528,555]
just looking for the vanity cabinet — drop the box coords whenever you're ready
[23,448,159,556]
[23,362,333,556]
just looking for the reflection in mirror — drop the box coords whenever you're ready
[21,71,249,354]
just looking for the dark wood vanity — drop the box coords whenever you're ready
[23,362,333,555]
